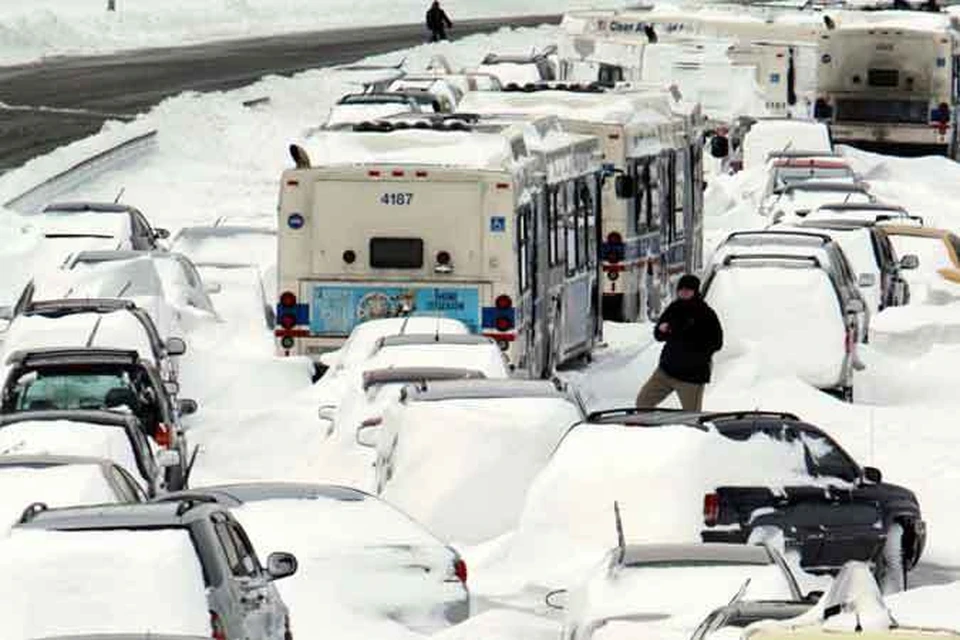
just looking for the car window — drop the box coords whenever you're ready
[109,464,146,502]
[226,522,262,577]
[174,257,201,289]
[213,519,248,577]
[798,428,859,482]
[949,234,960,266]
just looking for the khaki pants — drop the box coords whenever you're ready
[635,367,705,411]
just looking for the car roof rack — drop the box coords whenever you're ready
[42,202,136,213]
[376,333,494,349]
[502,81,605,94]
[23,298,137,317]
[7,347,141,367]
[725,230,834,246]
[782,181,868,193]
[696,411,801,424]
[362,366,485,391]
[587,407,711,429]
[721,253,822,268]
[18,502,49,524]
[175,497,215,517]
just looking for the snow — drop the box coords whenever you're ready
[378,396,583,545]
[742,121,832,171]
[0,463,120,533]
[886,582,960,631]
[458,90,670,127]
[0,420,143,489]
[2,310,158,363]
[704,267,847,389]
[0,528,210,639]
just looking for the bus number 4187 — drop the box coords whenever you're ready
[380,193,414,205]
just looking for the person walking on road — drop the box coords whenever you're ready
[635,274,723,411]
[426,0,453,42]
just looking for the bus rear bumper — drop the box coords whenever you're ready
[830,122,950,149]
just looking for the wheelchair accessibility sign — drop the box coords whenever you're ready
[490,216,506,233]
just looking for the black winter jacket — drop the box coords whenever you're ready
[426,6,452,31]
[653,296,723,384]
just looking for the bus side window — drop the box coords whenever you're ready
[673,151,686,241]
[564,183,578,276]
[576,180,589,269]
[517,208,529,293]
[648,161,661,231]
[547,187,559,267]
[583,180,598,268]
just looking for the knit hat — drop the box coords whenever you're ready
[677,274,701,293]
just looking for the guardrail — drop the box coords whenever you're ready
[3,130,158,214]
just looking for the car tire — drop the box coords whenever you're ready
[877,522,907,594]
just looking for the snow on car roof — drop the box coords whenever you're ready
[32,256,166,301]
[0,462,119,533]
[0,528,209,639]
[0,420,143,490]
[364,342,510,380]
[300,129,528,172]
[324,102,415,128]
[3,311,158,363]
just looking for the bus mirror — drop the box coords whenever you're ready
[710,135,730,159]
[614,175,636,199]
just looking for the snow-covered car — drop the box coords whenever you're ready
[0,410,172,497]
[703,253,863,400]
[358,378,586,544]
[0,454,145,532]
[741,120,833,172]
[40,201,168,250]
[782,221,916,312]
[8,501,298,640]
[881,225,960,301]
[1,298,187,384]
[762,157,858,202]
[171,225,277,330]
[385,76,463,112]
[323,97,423,129]
[554,543,806,640]
[710,230,869,341]
[157,483,470,633]
[427,71,503,94]
[66,250,219,319]
[692,600,814,640]
[763,182,875,220]
[1,347,197,489]
[805,203,923,227]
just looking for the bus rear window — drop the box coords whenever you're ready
[369,238,424,269]
[867,68,899,88]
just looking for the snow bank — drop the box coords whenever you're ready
[886,581,960,631]
[380,397,582,545]
[0,528,209,638]
[0,463,119,533]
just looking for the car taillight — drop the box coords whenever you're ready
[210,611,227,640]
[280,291,297,308]
[495,294,512,310]
[703,493,719,526]
[156,423,173,449]
[454,558,468,583]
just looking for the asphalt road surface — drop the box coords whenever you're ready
[0,14,559,173]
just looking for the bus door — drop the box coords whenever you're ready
[630,156,662,320]
[559,179,595,361]
[532,190,551,378]
[665,149,686,279]
[516,202,540,378]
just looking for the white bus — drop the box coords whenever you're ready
[457,85,705,322]
[275,119,604,378]
[814,13,960,157]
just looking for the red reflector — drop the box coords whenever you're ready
[279,313,297,329]
[156,424,173,449]
[495,316,513,332]
[274,329,309,337]
[286,180,299,186]
[606,231,623,245]
[368,170,381,177]
[495,294,513,310]
[415,170,428,177]
[279,291,297,308]
[703,493,719,526]
[496,182,511,190]
[482,332,516,342]
[392,169,404,177]
[454,558,468,583]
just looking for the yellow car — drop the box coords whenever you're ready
[747,628,960,640]
[881,225,960,285]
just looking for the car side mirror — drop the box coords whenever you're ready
[318,405,337,422]
[710,135,730,158]
[154,228,170,240]
[863,466,882,483]
[545,589,569,610]
[164,380,180,396]
[165,337,187,357]
[356,424,380,448]
[845,299,865,314]
[178,398,198,416]
[805,590,824,603]
[614,175,636,199]
[157,449,181,468]
[899,254,919,270]
[857,273,876,288]
[266,551,298,581]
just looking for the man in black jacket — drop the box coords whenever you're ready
[426,1,453,42]
[636,274,723,411]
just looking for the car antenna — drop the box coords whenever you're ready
[85,316,104,347]
[398,302,413,335]
[113,187,125,204]
[614,500,626,565]
[727,578,752,606]
[116,281,132,297]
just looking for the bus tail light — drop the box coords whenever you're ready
[280,291,297,308]
[603,231,625,264]
[703,493,719,526]
[495,295,512,310]
[279,313,297,329]
[933,102,951,123]
[495,316,513,331]
[453,558,468,584]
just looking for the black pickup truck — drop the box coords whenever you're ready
[589,409,926,590]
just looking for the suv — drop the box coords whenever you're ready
[40,201,169,251]
[0,348,196,489]
[589,409,925,592]
[16,501,298,639]
[703,253,864,400]
[0,410,173,497]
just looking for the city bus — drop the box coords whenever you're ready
[457,85,705,322]
[813,13,960,157]
[275,118,604,378]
